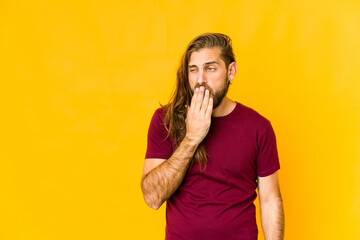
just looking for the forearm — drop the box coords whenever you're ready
[260,196,285,240]
[141,136,198,210]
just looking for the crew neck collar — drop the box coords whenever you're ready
[211,101,240,120]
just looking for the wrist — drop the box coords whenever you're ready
[184,134,201,147]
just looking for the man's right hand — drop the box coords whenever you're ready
[185,86,213,145]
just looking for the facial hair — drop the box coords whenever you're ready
[191,76,230,110]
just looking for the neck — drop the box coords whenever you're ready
[211,96,236,117]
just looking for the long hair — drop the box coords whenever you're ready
[161,33,236,171]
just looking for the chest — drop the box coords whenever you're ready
[204,121,257,177]
[184,121,259,189]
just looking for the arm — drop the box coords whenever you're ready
[258,171,285,240]
[141,136,199,209]
[141,86,213,210]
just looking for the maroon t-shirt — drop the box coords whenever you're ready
[145,101,280,240]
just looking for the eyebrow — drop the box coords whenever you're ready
[188,61,219,68]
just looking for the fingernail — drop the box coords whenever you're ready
[200,86,204,91]
[205,90,209,94]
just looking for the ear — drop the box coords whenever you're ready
[227,62,237,83]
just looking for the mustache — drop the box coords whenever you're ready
[191,83,215,97]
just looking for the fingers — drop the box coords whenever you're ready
[190,86,212,114]
[186,86,212,143]
[200,89,210,112]
[205,96,213,118]
[194,86,205,110]
[190,87,199,110]
[193,86,207,110]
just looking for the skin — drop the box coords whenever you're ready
[188,47,237,118]
[141,46,284,239]
[258,172,285,240]
[140,83,212,209]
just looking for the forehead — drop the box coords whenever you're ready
[188,47,224,67]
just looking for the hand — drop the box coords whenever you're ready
[185,86,213,145]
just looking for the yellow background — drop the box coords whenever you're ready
[1,0,359,239]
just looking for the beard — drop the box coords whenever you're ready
[191,76,230,109]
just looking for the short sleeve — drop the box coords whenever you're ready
[144,108,174,159]
[256,122,281,177]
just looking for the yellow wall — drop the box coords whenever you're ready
[1,0,359,239]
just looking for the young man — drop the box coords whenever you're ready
[141,33,284,240]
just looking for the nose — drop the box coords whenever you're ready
[196,69,207,85]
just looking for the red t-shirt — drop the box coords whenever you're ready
[145,101,280,240]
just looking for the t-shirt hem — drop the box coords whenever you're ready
[257,165,280,177]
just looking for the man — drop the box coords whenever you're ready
[141,33,284,240]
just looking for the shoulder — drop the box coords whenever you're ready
[148,105,170,134]
[151,105,167,124]
[236,102,271,129]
